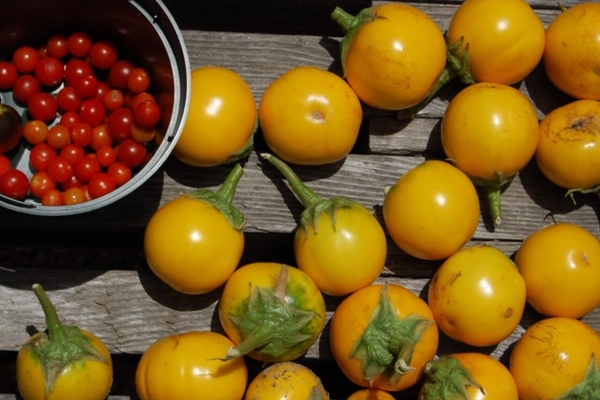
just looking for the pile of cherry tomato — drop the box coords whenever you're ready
[0,30,161,205]
[9,0,600,400]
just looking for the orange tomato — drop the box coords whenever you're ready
[258,66,362,166]
[330,283,439,392]
[245,362,329,400]
[515,222,600,318]
[447,0,545,85]
[544,2,600,100]
[509,317,600,400]
[331,3,447,111]
[420,352,518,400]
[536,99,600,191]
[428,244,526,347]
[346,388,395,400]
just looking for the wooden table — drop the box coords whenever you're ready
[1,0,598,399]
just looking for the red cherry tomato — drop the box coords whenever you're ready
[35,56,64,87]
[108,60,135,89]
[47,34,69,59]
[79,98,106,127]
[67,31,93,58]
[56,86,83,112]
[29,170,57,198]
[88,173,116,198]
[0,61,18,90]
[74,74,99,99]
[46,156,74,183]
[127,67,151,93]
[107,161,132,186]
[65,58,94,87]
[134,100,161,129]
[12,46,40,74]
[74,156,102,182]
[27,92,58,122]
[108,107,134,141]
[117,138,147,167]
[89,40,118,70]
[29,142,58,171]
[12,74,41,103]
[0,168,30,199]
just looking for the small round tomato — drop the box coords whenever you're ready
[46,125,71,150]
[420,353,518,400]
[175,66,257,167]
[144,164,245,295]
[108,107,134,141]
[383,160,480,261]
[12,74,41,104]
[64,58,94,87]
[28,92,58,122]
[218,262,326,363]
[29,142,58,171]
[47,156,74,184]
[515,223,600,318]
[0,154,11,177]
[509,317,600,400]
[127,67,151,94]
[46,34,69,59]
[62,187,86,205]
[56,86,83,113]
[23,120,48,145]
[0,168,29,199]
[259,66,361,165]
[116,139,147,168]
[79,98,106,128]
[331,3,446,111]
[88,173,116,199]
[74,74,99,99]
[134,100,161,129]
[67,31,92,58]
[245,362,329,400]
[108,60,135,89]
[536,100,600,191]
[0,61,18,90]
[330,283,438,392]
[441,82,539,226]
[428,244,526,347]
[136,331,248,400]
[41,188,63,206]
[13,46,40,74]
[74,156,102,182]
[107,162,132,187]
[29,170,57,199]
[70,122,93,148]
[446,0,545,85]
[544,3,600,99]
[34,56,64,87]
[346,388,395,400]
[89,40,118,70]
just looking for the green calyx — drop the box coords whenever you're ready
[420,355,484,400]
[260,153,361,235]
[446,36,477,85]
[351,284,433,386]
[556,355,600,400]
[224,265,319,362]
[186,163,246,231]
[331,5,379,78]
[22,284,110,397]
[469,172,515,228]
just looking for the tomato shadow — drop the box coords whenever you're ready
[135,265,223,313]
[518,160,599,220]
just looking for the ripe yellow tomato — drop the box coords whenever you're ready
[135,331,248,400]
[17,330,113,400]
[245,362,329,400]
[441,82,539,226]
[536,99,600,191]
[218,262,326,363]
[428,244,526,347]
[330,283,439,392]
[515,222,600,318]
[420,353,518,400]
[331,3,446,110]
[144,164,245,295]
[509,317,600,400]
[346,388,395,400]
[544,2,600,100]
[447,0,545,85]
[262,153,386,297]
[258,66,362,165]
[383,160,480,261]
[174,66,257,167]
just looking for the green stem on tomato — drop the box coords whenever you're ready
[32,283,68,344]
[486,184,503,228]
[420,355,484,400]
[188,163,246,230]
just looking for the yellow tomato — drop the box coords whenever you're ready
[447,0,545,85]
[174,66,257,167]
[536,99,600,190]
[262,153,386,297]
[441,82,539,226]
[144,164,245,295]
[258,66,362,165]
[383,160,480,261]
[330,283,439,392]
[135,331,248,400]
[17,330,113,400]
[218,262,326,363]
[544,2,600,100]
[245,362,329,400]
[331,3,446,110]
[428,244,526,347]
[420,353,518,400]
[515,222,600,318]
[346,388,395,400]
[509,317,600,400]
